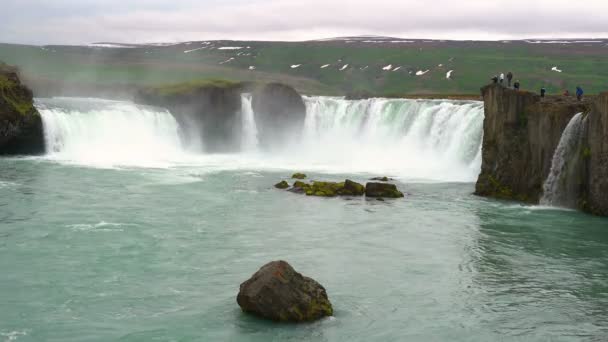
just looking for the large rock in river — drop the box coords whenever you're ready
[252,83,306,148]
[0,62,44,155]
[237,261,333,322]
[365,182,405,198]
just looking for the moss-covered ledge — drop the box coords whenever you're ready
[0,62,44,155]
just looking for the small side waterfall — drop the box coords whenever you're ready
[240,94,259,152]
[541,113,587,207]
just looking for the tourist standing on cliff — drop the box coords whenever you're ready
[491,75,498,84]
[499,73,505,85]
[514,80,521,90]
[576,86,584,101]
[541,87,546,98]
[507,72,513,87]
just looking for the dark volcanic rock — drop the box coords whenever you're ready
[365,182,404,198]
[135,81,244,153]
[342,179,365,196]
[583,92,608,215]
[252,83,306,147]
[292,173,307,180]
[475,84,590,203]
[275,180,289,189]
[237,261,333,322]
[0,63,44,155]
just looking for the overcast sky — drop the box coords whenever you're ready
[2,0,607,45]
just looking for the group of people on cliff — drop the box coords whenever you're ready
[491,72,584,101]
[491,72,520,90]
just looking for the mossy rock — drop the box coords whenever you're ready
[365,182,405,198]
[338,180,365,196]
[274,181,290,189]
[292,173,307,180]
[289,181,311,194]
[306,181,346,197]
[237,261,333,323]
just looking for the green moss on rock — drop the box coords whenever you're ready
[292,173,307,180]
[274,181,289,189]
[365,182,405,198]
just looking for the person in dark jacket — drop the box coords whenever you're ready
[576,86,584,101]
[507,72,513,87]
[491,75,498,84]
[514,80,520,90]
[540,87,546,97]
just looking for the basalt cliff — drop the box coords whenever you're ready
[134,81,306,152]
[0,63,44,155]
[475,84,607,215]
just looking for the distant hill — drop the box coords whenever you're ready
[0,37,606,97]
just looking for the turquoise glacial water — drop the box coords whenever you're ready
[1,158,608,341]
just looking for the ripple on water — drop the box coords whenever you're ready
[0,331,28,342]
[67,221,138,232]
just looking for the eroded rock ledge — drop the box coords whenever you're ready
[475,84,608,215]
[0,62,44,155]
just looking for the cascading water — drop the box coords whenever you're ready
[293,97,484,181]
[36,96,484,181]
[37,98,186,167]
[240,94,259,152]
[541,113,587,207]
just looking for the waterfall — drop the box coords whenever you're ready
[541,113,587,207]
[240,94,259,152]
[37,97,186,167]
[35,96,485,181]
[295,97,484,181]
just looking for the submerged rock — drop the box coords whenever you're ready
[237,260,333,322]
[365,182,405,198]
[370,176,393,182]
[274,181,289,189]
[292,173,307,180]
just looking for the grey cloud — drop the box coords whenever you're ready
[1,0,607,44]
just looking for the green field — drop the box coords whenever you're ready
[0,38,607,97]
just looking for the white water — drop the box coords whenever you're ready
[240,94,259,152]
[36,96,484,182]
[37,98,186,168]
[541,113,587,207]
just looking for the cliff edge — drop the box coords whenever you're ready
[475,84,590,203]
[584,92,608,215]
[0,62,44,155]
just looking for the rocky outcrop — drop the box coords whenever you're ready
[583,92,608,215]
[237,261,333,322]
[365,182,405,198]
[252,83,307,147]
[0,63,44,155]
[475,84,590,203]
[135,80,244,153]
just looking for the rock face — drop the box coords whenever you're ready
[583,92,608,215]
[237,261,333,322]
[0,63,44,155]
[135,81,244,153]
[475,84,590,203]
[252,83,307,148]
[365,182,405,198]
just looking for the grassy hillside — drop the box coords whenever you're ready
[0,37,607,97]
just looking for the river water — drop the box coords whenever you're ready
[0,97,607,341]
